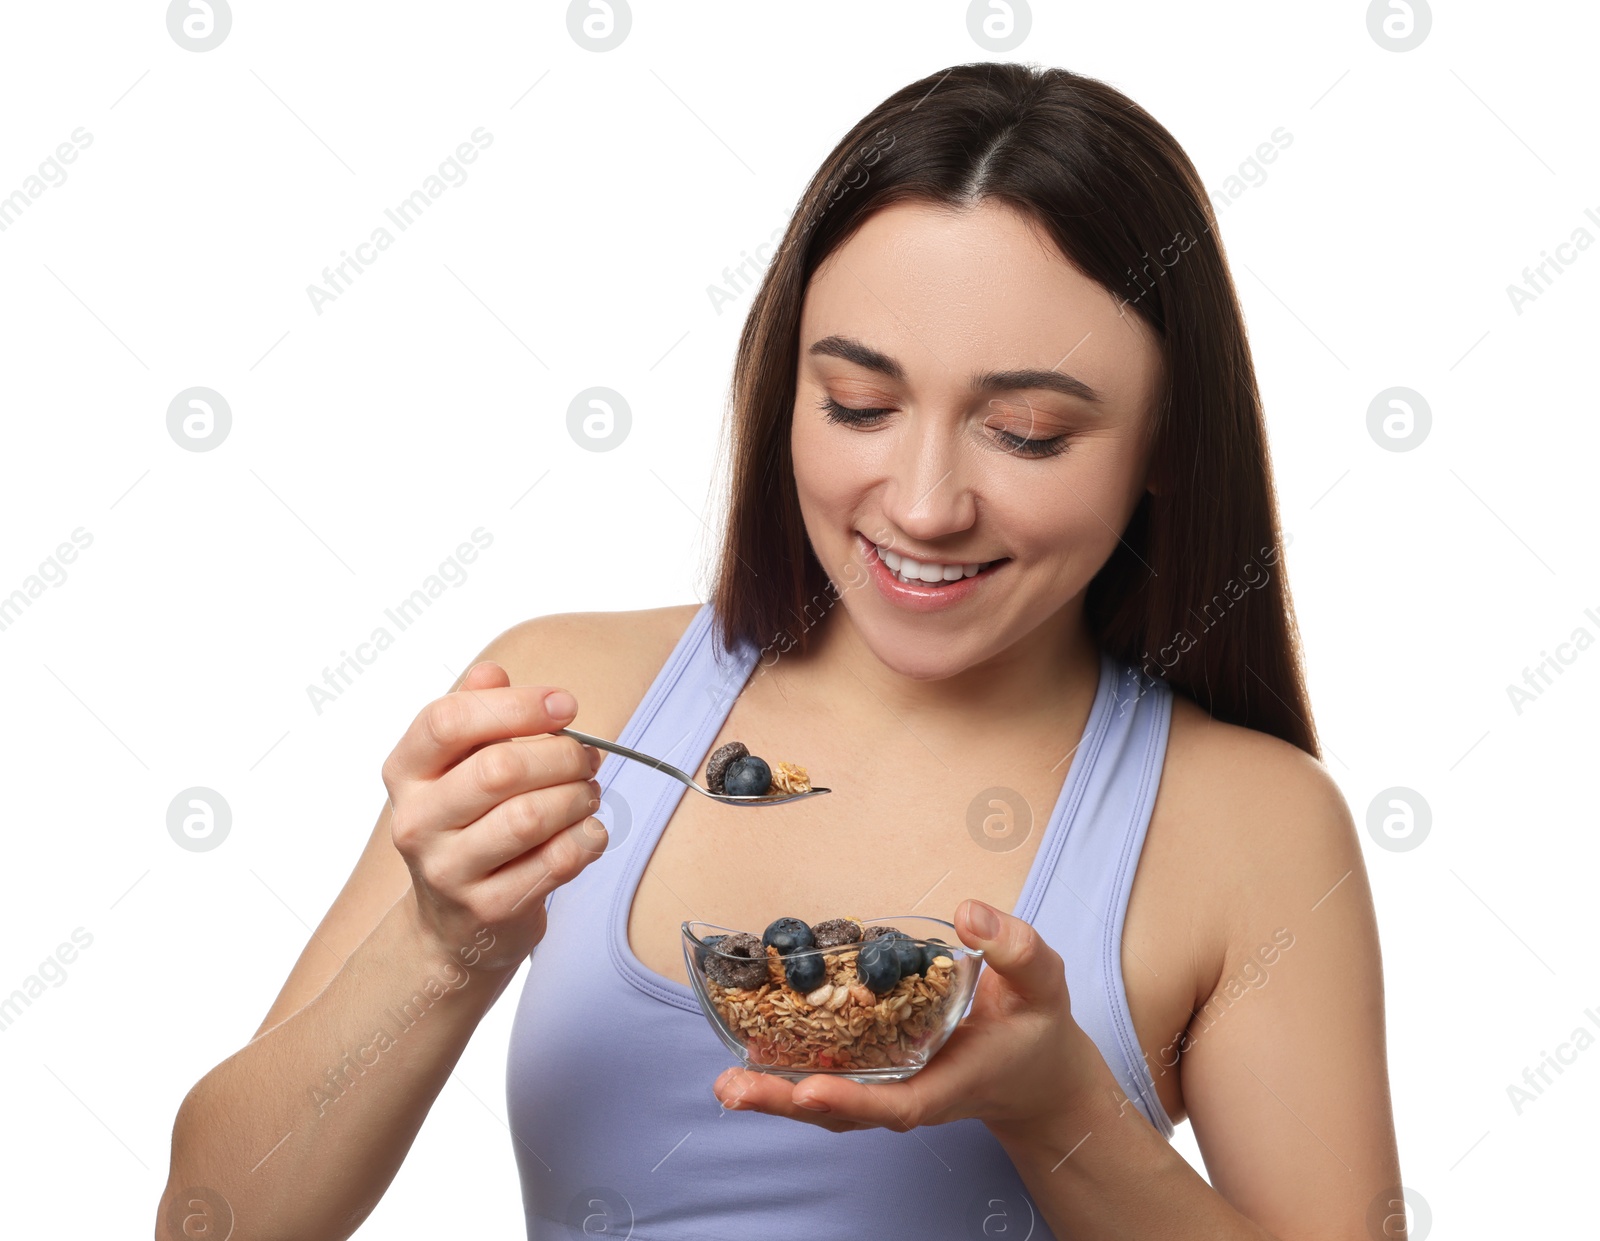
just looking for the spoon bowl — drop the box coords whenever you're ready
[557,728,831,807]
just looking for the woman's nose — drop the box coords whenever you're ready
[881,412,976,541]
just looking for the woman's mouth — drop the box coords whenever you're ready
[856,532,1008,611]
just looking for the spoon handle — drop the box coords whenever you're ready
[557,727,703,793]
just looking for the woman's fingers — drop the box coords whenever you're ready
[470,815,611,921]
[379,664,614,971]
[713,1070,860,1129]
[955,898,1069,1008]
[713,1069,911,1132]
[423,731,599,838]
[444,777,606,882]
[384,677,583,788]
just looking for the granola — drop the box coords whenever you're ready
[769,760,811,795]
[705,940,958,1072]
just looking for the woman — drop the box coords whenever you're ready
[160,63,1402,1240]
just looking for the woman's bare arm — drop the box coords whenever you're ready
[1172,752,1403,1236]
[161,890,522,1241]
[155,618,609,1241]
[994,745,1403,1240]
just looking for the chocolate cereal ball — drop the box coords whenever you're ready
[702,931,768,989]
[704,741,750,795]
[811,917,864,948]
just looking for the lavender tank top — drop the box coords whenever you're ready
[505,603,1175,1239]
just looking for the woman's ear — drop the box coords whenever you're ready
[1143,450,1163,497]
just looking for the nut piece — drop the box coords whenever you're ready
[769,760,811,794]
[805,984,834,1007]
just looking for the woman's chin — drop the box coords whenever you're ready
[857,637,971,683]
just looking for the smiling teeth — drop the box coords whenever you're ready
[873,542,991,585]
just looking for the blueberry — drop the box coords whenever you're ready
[722,755,772,797]
[784,952,826,993]
[890,935,926,978]
[762,917,816,956]
[922,936,954,968]
[857,937,902,994]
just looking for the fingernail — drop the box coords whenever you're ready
[544,690,577,719]
[796,1094,830,1112]
[968,899,1000,939]
[588,745,603,773]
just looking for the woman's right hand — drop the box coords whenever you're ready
[381,659,609,973]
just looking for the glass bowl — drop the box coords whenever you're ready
[681,915,983,1083]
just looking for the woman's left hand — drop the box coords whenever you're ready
[711,899,1107,1142]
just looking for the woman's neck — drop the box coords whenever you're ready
[772,597,1104,738]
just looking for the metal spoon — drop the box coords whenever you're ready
[557,727,831,806]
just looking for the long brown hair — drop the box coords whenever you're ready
[708,62,1318,758]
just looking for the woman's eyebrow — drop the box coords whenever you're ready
[806,334,1102,403]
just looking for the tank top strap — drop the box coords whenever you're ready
[612,601,756,762]
[590,603,762,1008]
[1034,658,1176,1138]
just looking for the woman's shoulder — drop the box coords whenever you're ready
[1153,690,1362,981]
[487,602,704,741]
[1162,689,1336,806]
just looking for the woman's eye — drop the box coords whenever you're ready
[817,396,891,425]
[818,395,1069,458]
[990,427,1070,458]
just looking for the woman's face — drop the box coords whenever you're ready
[790,197,1164,681]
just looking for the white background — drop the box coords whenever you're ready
[1,1,1595,1237]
